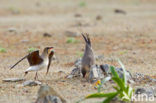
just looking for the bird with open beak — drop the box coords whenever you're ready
[10,47,54,80]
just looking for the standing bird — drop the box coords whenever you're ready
[81,34,95,80]
[10,47,54,80]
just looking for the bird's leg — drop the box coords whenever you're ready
[34,72,39,80]
[24,71,28,78]
[36,72,39,80]
[34,72,37,80]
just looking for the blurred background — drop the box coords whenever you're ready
[0,0,156,103]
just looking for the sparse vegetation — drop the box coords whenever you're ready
[76,52,83,57]
[28,47,37,53]
[8,6,20,14]
[119,50,128,55]
[81,60,134,103]
[79,1,86,7]
[0,47,7,53]
[66,37,79,43]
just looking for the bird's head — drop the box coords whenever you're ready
[43,47,54,55]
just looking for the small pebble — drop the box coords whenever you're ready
[3,78,25,82]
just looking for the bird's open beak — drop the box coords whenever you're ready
[49,47,54,51]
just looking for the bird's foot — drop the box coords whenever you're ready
[23,71,28,78]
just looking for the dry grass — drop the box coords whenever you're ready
[0,0,156,103]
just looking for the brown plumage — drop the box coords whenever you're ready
[10,47,54,80]
[81,33,95,79]
[27,51,43,66]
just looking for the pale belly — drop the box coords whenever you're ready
[25,60,48,72]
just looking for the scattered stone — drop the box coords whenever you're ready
[133,72,152,83]
[100,64,109,75]
[58,71,66,74]
[71,61,134,83]
[66,74,73,79]
[96,15,102,20]
[8,28,17,32]
[35,84,66,103]
[66,67,81,79]
[135,86,156,97]
[20,39,29,43]
[99,64,133,83]
[135,88,146,94]
[115,68,133,83]
[74,13,82,17]
[2,78,25,82]
[114,9,126,15]
[133,72,145,82]
[43,33,52,37]
[64,31,80,37]
[151,78,156,83]
[23,80,41,87]
[95,55,105,61]
[36,2,41,7]
[89,65,105,82]
[72,21,91,27]
[36,96,63,103]
[74,58,82,68]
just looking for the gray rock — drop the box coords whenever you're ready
[2,78,25,82]
[64,31,80,37]
[95,55,105,61]
[23,80,41,86]
[66,75,73,79]
[135,86,156,97]
[89,65,105,82]
[8,28,17,32]
[70,62,134,83]
[74,58,82,68]
[114,9,126,15]
[99,65,133,83]
[100,64,110,75]
[151,78,156,83]
[133,72,152,83]
[43,33,52,37]
[74,13,82,18]
[133,72,145,82]
[115,68,133,83]
[135,88,146,94]
[66,67,81,79]
[96,15,102,20]
[35,84,66,103]
[36,96,62,103]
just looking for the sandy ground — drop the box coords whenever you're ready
[0,0,156,103]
